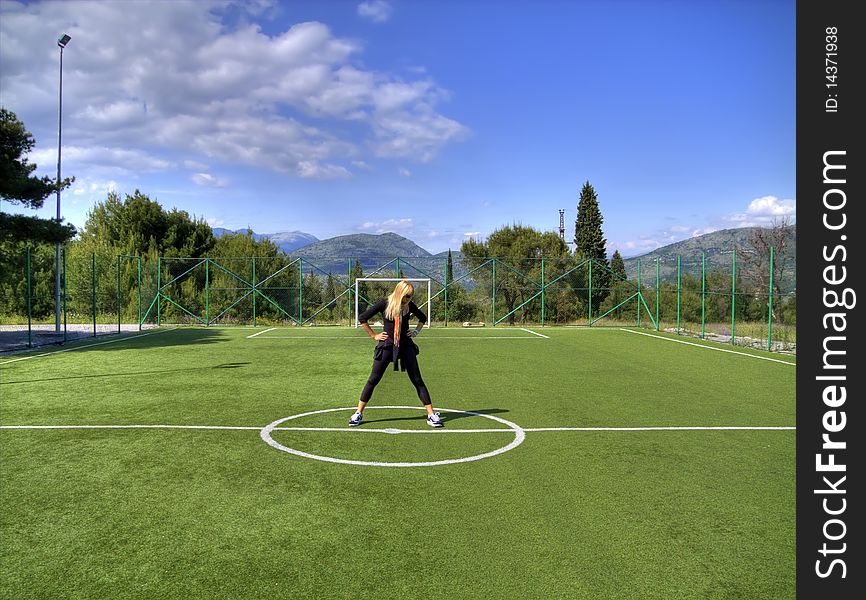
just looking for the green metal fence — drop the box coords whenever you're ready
[0,246,796,354]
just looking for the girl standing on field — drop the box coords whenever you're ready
[349,280,443,428]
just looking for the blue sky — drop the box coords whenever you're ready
[0,0,795,256]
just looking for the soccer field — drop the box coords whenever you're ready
[0,325,795,599]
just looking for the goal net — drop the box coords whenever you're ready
[354,278,432,327]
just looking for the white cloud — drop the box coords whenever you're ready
[463,231,480,237]
[70,177,118,198]
[192,173,229,187]
[720,195,796,227]
[0,1,466,179]
[357,218,414,234]
[357,1,393,23]
[611,193,795,258]
[296,161,352,179]
[398,167,411,177]
[745,195,796,217]
[30,145,172,174]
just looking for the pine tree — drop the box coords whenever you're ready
[1,108,76,243]
[446,249,454,285]
[574,181,611,310]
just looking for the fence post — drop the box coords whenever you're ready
[205,258,210,326]
[701,252,706,339]
[299,257,303,325]
[117,254,121,333]
[637,258,641,328]
[347,259,352,327]
[62,247,67,343]
[541,257,545,327]
[676,255,681,335]
[157,256,162,326]
[731,249,736,345]
[252,257,257,327]
[137,257,142,330]
[443,255,448,327]
[588,259,593,324]
[491,259,496,326]
[655,258,660,331]
[767,246,774,351]
[92,252,97,336]
[26,246,32,348]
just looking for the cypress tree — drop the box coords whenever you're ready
[574,181,611,310]
[611,250,627,281]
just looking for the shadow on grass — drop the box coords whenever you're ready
[359,408,509,426]
[1,362,250,385]
[0,326,229,359]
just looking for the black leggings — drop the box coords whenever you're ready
[360,348,431,406]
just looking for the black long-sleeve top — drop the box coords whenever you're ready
[358,299,427,369]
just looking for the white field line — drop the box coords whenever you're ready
[246,327,276,338]
[0,424,795,432]
[519,328,549,338]
[0,328,177,366]
[619,328,796,365]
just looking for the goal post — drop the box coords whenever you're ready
[354,277,432,327]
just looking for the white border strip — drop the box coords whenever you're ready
[519,328,549,338]
[619,328,796,365]
[0,328,176,366]
[246,327,276,338]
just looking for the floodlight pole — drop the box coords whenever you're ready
[54,33,71,332]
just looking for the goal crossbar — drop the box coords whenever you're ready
[354,278,432,327]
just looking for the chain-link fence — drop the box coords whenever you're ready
[0,246,796,354]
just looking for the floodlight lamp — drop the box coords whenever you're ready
[57,34,71,48]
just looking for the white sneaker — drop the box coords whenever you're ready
[349,411,363,427]
[427,412,443,428]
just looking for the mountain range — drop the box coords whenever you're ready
[212,226,795,289]
[212,227,319,254]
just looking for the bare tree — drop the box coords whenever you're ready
[739,218,793,321]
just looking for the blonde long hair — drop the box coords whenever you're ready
[385,280,414,320]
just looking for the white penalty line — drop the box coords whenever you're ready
[619,328,796,365]
[0,328,177,366]
[0,424,794,432]
[246,327,277,338]
[519,327,549,338]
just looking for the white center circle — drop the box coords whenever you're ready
[260,406,526,467]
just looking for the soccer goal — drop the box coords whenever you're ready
[354,278,432,327]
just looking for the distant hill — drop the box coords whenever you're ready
[621,226,796,291]
[293,233,434,277]
[294,232,431,260]
[212,228,318,254]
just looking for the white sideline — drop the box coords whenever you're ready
[0,328,176,366]
[0,424,795,432]
[253,335,544,340]
[619,328,796,365]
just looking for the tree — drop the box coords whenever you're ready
[0,108,76,243]
[461,224,571,324]
[81,190,214,257]
[574,181,611,311]
[610,250,627,282]
[738,218,794,323]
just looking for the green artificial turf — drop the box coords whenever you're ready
[1,326,795,599]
